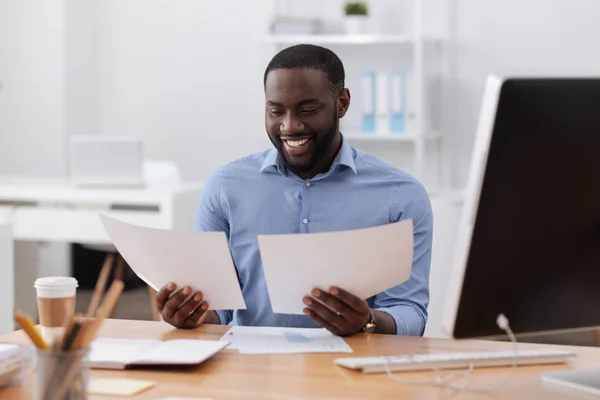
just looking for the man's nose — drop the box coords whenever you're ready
[281,115,305,135]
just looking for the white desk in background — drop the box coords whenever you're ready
[0,175,204,243]
[0,175,204,322]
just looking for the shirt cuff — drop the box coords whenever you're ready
[375,304,426,336]
[215,310,233,325]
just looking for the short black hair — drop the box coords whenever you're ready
[263,44,345,94]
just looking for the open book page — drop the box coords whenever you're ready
[89,338,160,368]
[130,339,230,365]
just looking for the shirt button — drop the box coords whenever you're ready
[302,218,308,224]
[305,181,311,187]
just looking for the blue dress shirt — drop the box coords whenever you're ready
[195,136,433,336]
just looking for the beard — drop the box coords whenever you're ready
[269,109,339,176]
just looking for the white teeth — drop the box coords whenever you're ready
[285,138,309,147]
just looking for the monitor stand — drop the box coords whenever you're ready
[542,369,600,396]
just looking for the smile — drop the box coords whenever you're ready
[284,138,310,148]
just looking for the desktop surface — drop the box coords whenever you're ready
[1,319,599,399]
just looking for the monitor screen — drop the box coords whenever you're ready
[451,78,600,338]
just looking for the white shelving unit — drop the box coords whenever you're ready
[260,0,443,184]
[260,34,414,45]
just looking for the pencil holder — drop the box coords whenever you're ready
[35,348,90,400]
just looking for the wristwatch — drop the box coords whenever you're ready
[361,309,376,334]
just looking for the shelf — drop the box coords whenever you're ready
[261,34,414,46]
[343,132,440,143]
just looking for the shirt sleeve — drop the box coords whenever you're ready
[194,167,234,325]
[372,178,433,336]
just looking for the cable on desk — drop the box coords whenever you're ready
[383,313,518,392]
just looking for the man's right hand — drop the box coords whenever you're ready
[155,282,210,329]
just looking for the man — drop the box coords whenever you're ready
[155,44,433,336]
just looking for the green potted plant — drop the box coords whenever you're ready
[344,2,369,34]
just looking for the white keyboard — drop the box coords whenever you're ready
[334,349,576,374]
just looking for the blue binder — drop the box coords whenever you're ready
[389,71,406,134]
[360,71,376,133]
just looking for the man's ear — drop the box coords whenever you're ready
[337,88,351,118]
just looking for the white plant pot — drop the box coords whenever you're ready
[344,16,368,35]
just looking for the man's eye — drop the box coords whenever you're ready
[301,109,318,115]
[270,109,283,116]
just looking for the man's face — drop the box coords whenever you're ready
[264,68,344,176]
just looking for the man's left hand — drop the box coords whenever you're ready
[303,286,370,336]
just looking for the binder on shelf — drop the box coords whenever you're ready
[360,71,376,134]
[389,71,406,134]
[376,71,389,135]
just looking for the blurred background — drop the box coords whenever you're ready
[1,0,599,343]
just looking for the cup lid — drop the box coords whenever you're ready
[34,276,78,289]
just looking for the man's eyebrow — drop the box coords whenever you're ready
[267,98,321,107]
[298,98,320,106]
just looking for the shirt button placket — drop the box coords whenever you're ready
[301,180,311,231]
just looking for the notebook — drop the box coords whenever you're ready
[88,338,230,370]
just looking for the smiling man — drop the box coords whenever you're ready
[155,44,433,336]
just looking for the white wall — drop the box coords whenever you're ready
[0,209,14,334]
[0,0,67,176]
[447,0,600,188]
[4,0,600,186]
[94,0,271,181]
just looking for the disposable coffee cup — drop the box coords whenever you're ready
[34,277,78,344]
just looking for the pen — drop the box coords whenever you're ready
[13,310,50,350]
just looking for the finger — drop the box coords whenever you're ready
[303,307,341,335]
[162,286,192,320]
[303,296,346,331]
[172,291,204,327]
[310,288,353,317]
[328,286,369,313]
[155,282,177,311]
[183,301,210,328]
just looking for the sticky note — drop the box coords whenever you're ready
[88,378,156,396]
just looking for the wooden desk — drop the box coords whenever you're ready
[1,320,599,399]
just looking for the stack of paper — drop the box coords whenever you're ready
[0,343,31,387]
[220,326,353,354]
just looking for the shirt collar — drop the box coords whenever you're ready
[260,134,357,176]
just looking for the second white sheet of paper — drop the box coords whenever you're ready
[257,219,414,315]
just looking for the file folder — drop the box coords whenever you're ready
[389,71,406,134]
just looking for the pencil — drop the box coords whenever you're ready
[13,310,49,350]
[62,320,82,351]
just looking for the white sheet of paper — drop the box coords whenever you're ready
[257,219,414,314]
[220,326,353,354]
[99,214,246,311]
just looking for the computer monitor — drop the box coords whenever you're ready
[442,75,600,340]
